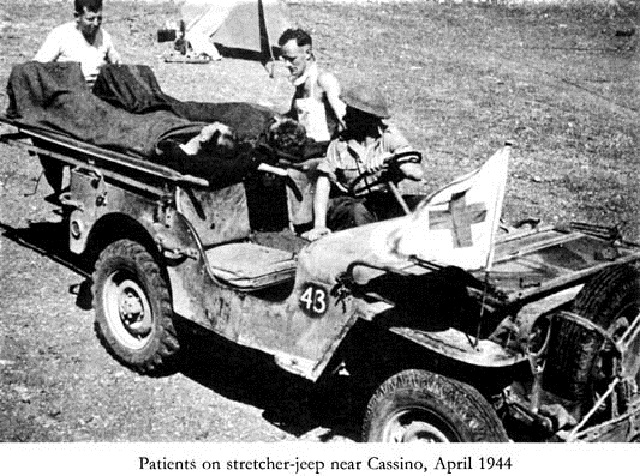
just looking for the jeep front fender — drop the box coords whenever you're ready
[390,326,527,368]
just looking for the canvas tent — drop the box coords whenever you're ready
[180,0,291,60]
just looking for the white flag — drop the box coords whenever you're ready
[386,146,510,271]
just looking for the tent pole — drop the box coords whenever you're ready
[258,0,276,78]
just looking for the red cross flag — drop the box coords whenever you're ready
[387,146,510,271]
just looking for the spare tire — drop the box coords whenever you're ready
[573,264,640,334]
[572,264,640,408]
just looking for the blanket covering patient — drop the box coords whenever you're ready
[6,61,300,187]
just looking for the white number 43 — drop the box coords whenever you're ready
[299,285,328,316]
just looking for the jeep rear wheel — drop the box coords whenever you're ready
[363,369,508,442]
[93,239,179,375]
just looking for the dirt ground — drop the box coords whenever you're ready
[0,0,638,441]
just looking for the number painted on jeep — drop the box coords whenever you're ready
[299,284,328,317]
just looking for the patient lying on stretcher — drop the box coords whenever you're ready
[153,118,326,189]
[154,122,263,188]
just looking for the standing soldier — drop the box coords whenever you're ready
[33,0,121,200]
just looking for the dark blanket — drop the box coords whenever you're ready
[92,65,329,160]
[91,63,174,115]
[92,64,275,141]
[6,61,204,156]
[5,62,322,185]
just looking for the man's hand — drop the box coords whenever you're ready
[302,227,331,242]
[180,122,235,155]
[269,115,284,131]
[399,162,425,181]
[199,122,235,146]
[108,49,122,65]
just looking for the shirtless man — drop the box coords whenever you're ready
[279,28,345,145]
[277,29,346,227]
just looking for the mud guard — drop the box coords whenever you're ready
[389,327,526,368]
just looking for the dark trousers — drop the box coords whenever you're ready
[31,138,64,195]
[327,192,425,232]
[39,155,64,194]
[327,196,377,231]
[328,192,411,231]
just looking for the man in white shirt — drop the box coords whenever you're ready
[34,0,121,86]
[34,0,121,199]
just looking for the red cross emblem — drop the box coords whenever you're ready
[429,191,487,248]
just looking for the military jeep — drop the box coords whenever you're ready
[2,114,640,442]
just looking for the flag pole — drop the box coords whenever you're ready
[474,145,510,348]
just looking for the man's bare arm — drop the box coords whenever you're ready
[313,174,331,229]
[318,71,346,128]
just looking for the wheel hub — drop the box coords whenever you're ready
[119,287,150,335]
[383,410,450,442]
[103,272,153,350]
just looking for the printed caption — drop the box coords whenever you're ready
[138,455,513,474]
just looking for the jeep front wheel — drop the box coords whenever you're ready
[93,239,179,375]
[363,369,508,442]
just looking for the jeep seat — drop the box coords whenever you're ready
[205,242,297,290]
[177,182,251,246]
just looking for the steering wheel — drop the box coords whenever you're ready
[346,150,422,214]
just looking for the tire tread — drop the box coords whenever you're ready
[573,264,640,327]
[92,239,179,375]
[363,369,508,442]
